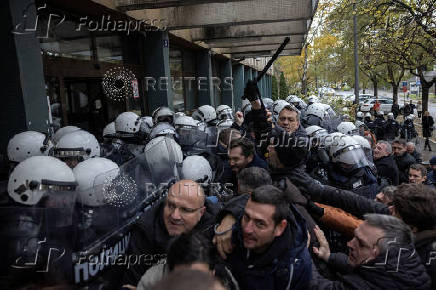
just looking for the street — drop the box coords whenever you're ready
[336,89,436,116]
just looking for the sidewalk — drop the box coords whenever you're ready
[412,118,435,162]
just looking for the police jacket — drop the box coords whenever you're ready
[401,120,417,140]
[310,244,431,289]
[384,119,400,140]
[227,204,312,290]
[327,166,379,199]
[374,117,386,140]
[374,155,399,185]
[123,199,218,285]
[391,104,400,115]
[395,153,416,184]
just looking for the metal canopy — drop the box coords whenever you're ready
[125,0,313,30]
[93,0,318,57]
[116,0,253,10]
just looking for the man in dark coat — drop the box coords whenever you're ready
[373,141,400,185]
[310,214,431,290]
[392,139,416,184]
[407,142,422,163]
[403,102,412,117]
[219,137,268,193]
[422,111,434,151]
[290,171,436,288]
[123,180,218,285]
[373,111,386,141]
[224,185,312,290]
[401,115,418,141]
[384,113,400,140]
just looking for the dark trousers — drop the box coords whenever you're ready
[425,137,432,151]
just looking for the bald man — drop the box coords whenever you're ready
[123,180,218,285]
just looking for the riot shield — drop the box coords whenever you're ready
[0,192,77,288]
[205,125,219,148]
[144,137,182,185]
[322,117,342,133]
[72,157,166,287]
[177,127,208,153]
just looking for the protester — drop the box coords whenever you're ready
[407,142,422,163]
[392,139,416,184]
[373,141,399,185]
[408,163,427,184]
[423,111,434,151]
[123,180,218,285]
[311,214,431,289]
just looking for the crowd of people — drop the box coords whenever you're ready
[1,83,436,290]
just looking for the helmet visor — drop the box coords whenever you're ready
[333,145,369,168]
[218,109,234,121]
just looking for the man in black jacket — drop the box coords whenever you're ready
[311,214,431,289]
[373,111,386,141]
[373,141,399,185]
[224,185,312,290]
[219,137,268,193]
[384,113,400,140]
[123,180,218,285]
[290,170,436,287]
[392,139,416,184]
[407,142,422,163]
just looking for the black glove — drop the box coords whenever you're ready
[288,169,324,197]
[242,79,260,101]
[306,200,324,220]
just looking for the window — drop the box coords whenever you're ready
[169,48,185,112]
[96,35,123,63]
[40,20,92,60]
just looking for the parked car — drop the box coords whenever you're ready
[360,98,394,114]
[358,94,374,104]
[319,87,336,96]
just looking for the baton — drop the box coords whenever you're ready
[255,36,290,83]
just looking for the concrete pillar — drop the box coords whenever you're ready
[182,49,196,112]
[244,66,253,84]
[261,76,267,98]
[196,50,214,106]
[144,31,173,114]
[220,59,233,108]
[232,64,244,111]
[0,0,50,158]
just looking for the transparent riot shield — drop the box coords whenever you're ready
[177,127,208,155]
[205,126,219,148]
[0,191,77,288]
[144,137,182,186]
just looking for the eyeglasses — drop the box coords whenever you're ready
[165,200,203,216]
